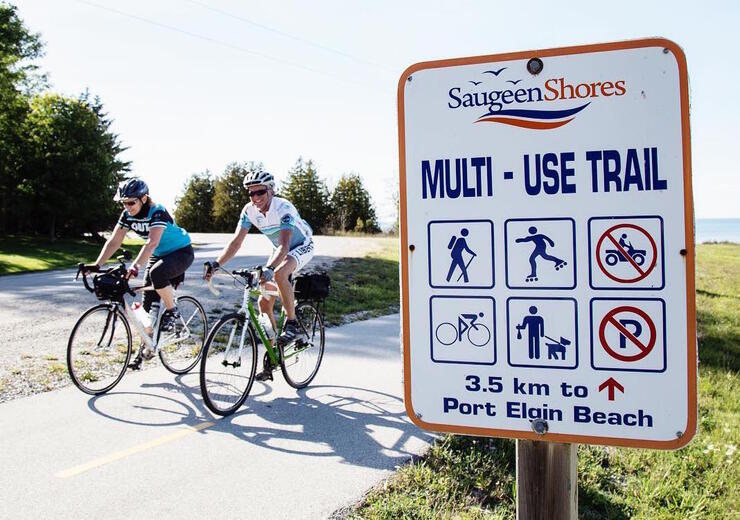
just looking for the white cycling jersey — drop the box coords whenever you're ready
[239,197,313,249]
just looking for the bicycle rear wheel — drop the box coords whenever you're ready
[67,304,132,395]
[199,313,257,416]
[280,302,325,389]
[158,295,208,374]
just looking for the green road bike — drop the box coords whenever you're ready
[68,253,208,395]
[200,266,325,416]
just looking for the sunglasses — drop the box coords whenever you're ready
[248,188,268,198]
[122,199,139,207]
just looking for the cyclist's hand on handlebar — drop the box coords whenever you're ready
[82,263,100,274]
[126,263,140,280]
[203,260,219,281]
[260,265,274,283]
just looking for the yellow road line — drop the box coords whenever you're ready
[55,421,215,478]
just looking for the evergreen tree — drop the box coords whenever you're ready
[174,171,215,232]
[0,2,45,233]
[212,161,262,231]
[279,158,331,234]
[330,173,380,233]
[21,92,129,239]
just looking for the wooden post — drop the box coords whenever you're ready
[516,440,578,520]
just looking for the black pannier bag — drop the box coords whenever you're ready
[93,269,128,301]
[293,271,331,301]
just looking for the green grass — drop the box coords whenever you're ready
[323,238,399,325]
[0,235,145,275]
[351,243,740,519]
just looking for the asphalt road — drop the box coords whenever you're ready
[0,314,433,519]
[0,235,423,518]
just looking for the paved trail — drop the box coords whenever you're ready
[0,314,432,519]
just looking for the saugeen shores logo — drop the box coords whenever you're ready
[447,66,626,129]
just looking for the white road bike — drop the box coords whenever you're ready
[67,253,208,395]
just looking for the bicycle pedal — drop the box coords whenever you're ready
[255,370,273,382]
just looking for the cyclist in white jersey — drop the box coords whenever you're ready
[204,171,315,376]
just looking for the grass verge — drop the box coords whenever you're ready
[0,235,145,275]
[322,238,399,326]
[349,243,739,519]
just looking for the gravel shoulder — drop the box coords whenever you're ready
[0,235,395,403]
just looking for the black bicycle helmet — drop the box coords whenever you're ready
[117,178,149,200]
[242,171,275,190]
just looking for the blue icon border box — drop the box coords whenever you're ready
[429,295,496,366]
[587,215,666,291]
[505,296,579,370]
[427,219,495,289]
[504,217,577,290]
[589,297,667,373]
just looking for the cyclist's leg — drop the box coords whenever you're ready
[274,256,299,320]
[258,288,277,331]
[279,239,315,320]
[151,245,194,311]
[129,257,160,367]
[142,256,160,315]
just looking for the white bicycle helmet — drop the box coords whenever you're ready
[242,170,275,190]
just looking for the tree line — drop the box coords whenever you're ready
[175,158,380,234]
[0,3,128,240]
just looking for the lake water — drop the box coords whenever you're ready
[696,218,740,243]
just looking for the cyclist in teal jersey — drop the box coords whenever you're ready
[84,178,194,368]
[204,171,315,379]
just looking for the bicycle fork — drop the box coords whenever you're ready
[95,306,119,350]
[221,315,249,368]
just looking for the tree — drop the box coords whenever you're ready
[279,158,331,234]
[21,92,129,239]
[0,2,45,233]
[330,173,380,233]
[212,162,261,231]
[175,171,215,232]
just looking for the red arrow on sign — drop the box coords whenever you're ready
[598,377,625,401]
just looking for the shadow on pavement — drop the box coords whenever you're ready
[86,376,432,471]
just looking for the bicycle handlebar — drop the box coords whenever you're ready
[206,265,270,297]
[76,254,137,297]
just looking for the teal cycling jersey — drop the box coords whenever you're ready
[239,197,313,249]
[118,203,191,256]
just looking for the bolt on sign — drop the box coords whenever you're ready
[398,38,696,449]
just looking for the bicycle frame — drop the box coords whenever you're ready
[239,284,286,366]
[77,260,197,354]
[209,266,317,372]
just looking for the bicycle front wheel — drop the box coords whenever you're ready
[199,313,257,416]
[158,295,208,374]
[67,304,132,395]
[280,302,325,389]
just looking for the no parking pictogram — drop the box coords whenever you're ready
[598,306,656,362]
[595,223,657,283]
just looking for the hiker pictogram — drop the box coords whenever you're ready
[428,220,494,288]
[446,228,477,283]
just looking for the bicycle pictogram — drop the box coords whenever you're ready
[435,312,491,347]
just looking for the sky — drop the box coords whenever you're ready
[12,0,740,225]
